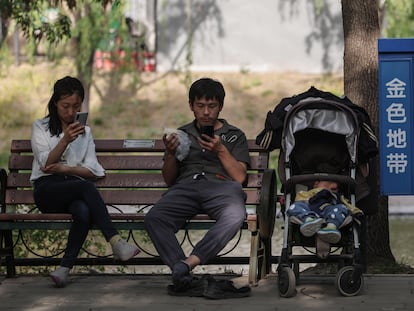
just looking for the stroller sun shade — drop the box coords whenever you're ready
[283,98,359,164]
[256,86,379,213]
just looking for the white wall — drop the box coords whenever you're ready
[156,0,344,74]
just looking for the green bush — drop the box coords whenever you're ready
[0,93,37,128]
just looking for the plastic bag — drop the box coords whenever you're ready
[164,128,191,161]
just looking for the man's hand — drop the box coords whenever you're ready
[197,134,223,153]
[163,133,180,156]
[162,133,180,186]
[198,134,247,184]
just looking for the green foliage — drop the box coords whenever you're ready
[384,0,414,37]
[0,1,71,45]
[69,0,140,89]
[0,152,8,169]
[242,78,262,90]
[0,90,37,128]
[0,0,135,92]
[261,89,274,97]
[14,229,68,274]
[314,0,326,16]
[0,42,12,70]
[71,1,108,83]
[0,1,113,43]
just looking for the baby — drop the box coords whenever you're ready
[287,180,361,244]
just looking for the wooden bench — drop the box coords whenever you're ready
[0,139,276,285]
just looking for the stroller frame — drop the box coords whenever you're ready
[276,97,365,297]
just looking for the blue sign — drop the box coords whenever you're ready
[378,38,414,195]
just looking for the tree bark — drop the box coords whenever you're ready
[73,3,94,113]
[341,0,396,266]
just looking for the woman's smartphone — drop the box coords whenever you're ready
[75,112,88,125]
[200,125,214,140]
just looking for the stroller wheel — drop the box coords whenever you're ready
[335,266,364,297]
[278,266,296,298]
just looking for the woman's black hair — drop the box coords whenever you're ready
[47,76,85,136]
[188,78,225,106]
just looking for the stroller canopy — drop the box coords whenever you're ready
[283,97,359,164]
[256,86,379,215]
[256,86,378,166]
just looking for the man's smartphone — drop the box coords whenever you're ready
[75,112,88,126]
[200,125,214,140]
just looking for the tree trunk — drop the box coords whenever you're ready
[77,51,94,113]
[73,3,94,113]
[341,0,396,267]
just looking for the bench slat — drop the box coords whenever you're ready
[7,172,265,188]
[7,172,167,188]
[8,154,269,171]
[5,189,262,205]
[10,139,267,153]
[9,154,165,170]
[0,213,256,222]
[0,214,256,232]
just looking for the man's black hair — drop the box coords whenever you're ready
[188,78,225,106]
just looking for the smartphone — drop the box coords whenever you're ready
[75,112,88,126]
[200,125,214,139]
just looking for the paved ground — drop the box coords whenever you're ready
[0,273,413,311]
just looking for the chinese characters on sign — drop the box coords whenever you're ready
[379,59,412,194]
[385,79,408,175]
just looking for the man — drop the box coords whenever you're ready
[145,78,250,297]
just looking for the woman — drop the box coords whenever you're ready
[30,76,140,287]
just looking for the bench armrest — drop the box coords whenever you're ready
[256,168,277,239]
[0,168,7,213]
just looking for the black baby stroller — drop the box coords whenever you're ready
[256,87,378,297]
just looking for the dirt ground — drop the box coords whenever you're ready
[88,70,344,141]
[0,61,343,161]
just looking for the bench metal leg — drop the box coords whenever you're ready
[258,237,271,280]
[0,230,16,277]
[248,230,259,286]
[248,215,273,286]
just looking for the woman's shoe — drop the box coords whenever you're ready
[50,266,70,288]
[112,239,140,261]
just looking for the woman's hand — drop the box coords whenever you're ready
[41,163,96,179]
[62,121,85,144]
[41,163,68,174]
